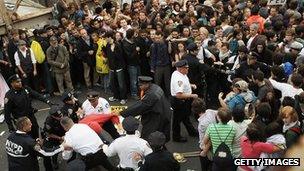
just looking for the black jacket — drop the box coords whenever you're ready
[122,38,140,66]
[103,43,126,70]
[6,132,39,171]
[139,150,180,171]
[4,87,48,131]
[183,53,201,85]
[77,37,96,66]
[121,84,171,141]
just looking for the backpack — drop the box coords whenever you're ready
[213,125,234,169]
[31,40,45,64]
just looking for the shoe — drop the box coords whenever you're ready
[109,97,118,102]
[120,99,127,105]
[43,94,50,98]
[94,83,101,87]
[173,137,187,143]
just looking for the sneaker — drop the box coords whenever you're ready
[109,97,118,102]
[120,99,127,105]
[94,83,101,87]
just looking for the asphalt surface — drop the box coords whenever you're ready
[0,87,201,171]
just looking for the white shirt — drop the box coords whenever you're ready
[117,25,132,37]
[82,97,111,115]
[246,34,257,50]
[62,124,103,160]
[228,120,248,157]
[14,48,36,66]
[269,78,303,100]
[197,46,213,62]
[198,109,217,148]
[170,70,192,96]
[103,134,152,169]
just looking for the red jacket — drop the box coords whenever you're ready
[247,15,265,33]
[79,113,120,133]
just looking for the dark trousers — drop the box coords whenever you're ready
[37,62,53,94]
[70,56,84,87]
[154,65,171,97]
[172,98,197,138]
[28,115,39,139]
[43,140,60,171]
[199,156,212,171]
[23,72,39,91]
[103,120,120,139]
[109,69,127,100]
[82,149,115,170]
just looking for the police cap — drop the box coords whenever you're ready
[61,91,73,102]
[138,76,153,85]
[186,43,198,51]
[49,106,62,117]
[148,131,166,147]
[8,74,21,84]
[175,59,188,67]
[87,91,99,100]
[122,116,139,132]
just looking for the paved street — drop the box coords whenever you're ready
[0,87,201,171]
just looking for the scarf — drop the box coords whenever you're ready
[283,121,300,133]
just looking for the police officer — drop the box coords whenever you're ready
[82,91,120,139]
[42,106,66,171]
[4,74,51,139]
[103,116,152,170]
[183,43,206,98]
[6,116,66,171]
[120,76,172,141]
[61,91,81,123]
[170,60,199,142]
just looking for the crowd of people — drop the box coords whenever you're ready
[2,0,304,170]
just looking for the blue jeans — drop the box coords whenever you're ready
[127,65,140,96]
[109,69,127,99]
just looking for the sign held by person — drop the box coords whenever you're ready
[267,0,286,5]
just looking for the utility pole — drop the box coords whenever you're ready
[0,0,13,31]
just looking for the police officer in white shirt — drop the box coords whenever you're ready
[170,60,199,142]
[60,117,116,171]
[82,91,111,115]
[103,116,152,170]
[82,91,120,139]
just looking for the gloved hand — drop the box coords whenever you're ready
[8,126,16,133]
